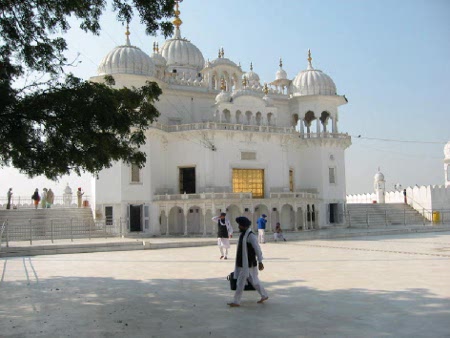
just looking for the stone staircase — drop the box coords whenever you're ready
[0,208,114,241]
[346,203,428,227]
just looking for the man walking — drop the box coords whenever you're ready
[227,216,268,307]
[257,214,267,244]
[212,212,233,260]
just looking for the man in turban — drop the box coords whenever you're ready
[227,216,268,307]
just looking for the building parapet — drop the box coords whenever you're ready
[151,121,351,139]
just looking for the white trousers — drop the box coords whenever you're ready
[233,267,268,304]
[258,229,265,243]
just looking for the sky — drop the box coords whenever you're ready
[1,0,449,198]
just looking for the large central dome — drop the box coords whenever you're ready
[160,27,204,73]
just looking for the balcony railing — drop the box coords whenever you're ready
[154,192,252,201]
[269,192,319,199]
[154,191,320,202]
[151,122,351,139]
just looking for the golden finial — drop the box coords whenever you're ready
[263,83,269,95]
[125,23,131,45]
[156,42,159,53]
[307,49,313,67]
[173,0,183,29]
[220,77,226,91]
[250,62,253,71]
[279,58,283,68]
[221,47,225,58]
[153,42,156,53]
[242,76,248,87]
[218,48,221,58]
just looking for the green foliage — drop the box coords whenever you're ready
[0,0,175,179]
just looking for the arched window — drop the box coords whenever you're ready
[245,111,252,125]
[236,110,242,124]
[304,111,316,134]
[255,112,262,125]
[267,113,273,126]
[320,111,331,132]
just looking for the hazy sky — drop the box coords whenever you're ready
[1,0,449,198]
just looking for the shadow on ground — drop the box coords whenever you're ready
[0,270,449,337]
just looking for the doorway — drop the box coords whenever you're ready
[130,205,142,232]
[329,203,338,224]
[179,167,196,194]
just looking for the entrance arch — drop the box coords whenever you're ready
[168,206,184,235]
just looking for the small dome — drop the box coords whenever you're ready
[292,51,336,96]
[263,94,273,106]
[444,141,450,159]
[276,68,287,80]
[275,58,287,80]
[243,62,260,86]
[374,171,385,181]
[160,28,205,72]
[151,52,167,67]
[215,90,231,104]
[98,30,155,77]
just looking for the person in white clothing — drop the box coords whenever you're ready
[227,216,268,307]
[212,212,233,260]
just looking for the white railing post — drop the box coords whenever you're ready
[366,211,369,227]
[29,219,32,245]
[6,219,9,247]
[404,208,406,226]
[51,220,54,243]
[385,210,388,226]
[70,218,74,242]
[88,219,91,240]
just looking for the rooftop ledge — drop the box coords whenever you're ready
[150,122,351,139]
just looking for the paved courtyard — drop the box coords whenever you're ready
[1,232,450,338]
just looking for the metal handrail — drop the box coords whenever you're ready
[0,220,7,249]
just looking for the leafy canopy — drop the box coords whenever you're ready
[0,0,175,179]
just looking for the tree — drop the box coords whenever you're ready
[0,0,175,179]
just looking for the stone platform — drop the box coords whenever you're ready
[0,231,449,337]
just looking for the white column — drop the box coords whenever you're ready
[332,117,337,133]
[316,119,320,134]
[184,208,189,236]
[300,119,304,135]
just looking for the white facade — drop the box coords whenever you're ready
[91,6,351,235]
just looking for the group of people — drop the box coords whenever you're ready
[5,187,86,209]
[213,212,288,307]
[31,188,55,209]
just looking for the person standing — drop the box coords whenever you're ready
[403,189,407,204]
[6,188,12,210]
[77,187,84,208]
[212,212,233,260]
[227,216,268,307]
[257,214,267,244]
[31,189,40,209]
[46,189,54,208]
[41,188,48,209]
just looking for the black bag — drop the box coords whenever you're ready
[227,272,256,291]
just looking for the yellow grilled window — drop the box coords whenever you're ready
[232,169,264,198]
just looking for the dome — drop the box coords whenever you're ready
[243,62,260,86]
[444,141,450,159]
[292,51,336,96]
[150,42,167,67]
[374,171,385,181]
[275,58,287,80]
[151,52,167,67]
[215,90,231,104]
[98,31,155,77]
[160,28,205,71]
[276,68,287,80]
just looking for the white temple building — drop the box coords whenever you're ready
[90,3,351,235]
